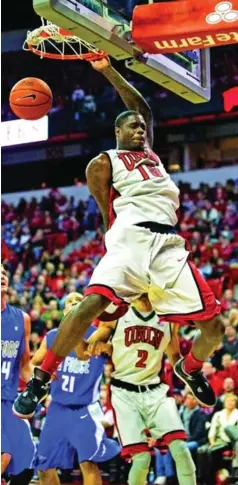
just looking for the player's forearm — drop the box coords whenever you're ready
[102,65,151,118]
[87,325,113,344]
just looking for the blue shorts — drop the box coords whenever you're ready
[1,400,35,475]
[35,401,120,470]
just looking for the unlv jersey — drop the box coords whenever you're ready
[111,307,171,385]
[105,149,180,229]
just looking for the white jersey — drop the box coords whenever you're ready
[111,307,171,385]
[105,149,180,229]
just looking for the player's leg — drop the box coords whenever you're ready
[147,385,196,485]
[149,236,223,406]
[111,385,151,485]
[13,228,150,418]
[1,453,11,474]
[186,315,224,363]
[168,440,196,485]
[13,227,151,418]
[128,452,151,485]
[80,461,102,485]
[13,294,110,418]
[38,469,60,485]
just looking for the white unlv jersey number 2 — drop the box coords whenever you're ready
[111,307,171,385]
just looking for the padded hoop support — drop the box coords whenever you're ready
[132,0,238,54]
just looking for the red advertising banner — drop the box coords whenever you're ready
[132,0,238,54]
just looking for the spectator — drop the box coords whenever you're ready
[197,394,238,485]
[213,377,235,413]
[222,325,238,359]
[216,354,238,391]
[180,392,207,453]
[173,389,185,411]
[201,361,223,397]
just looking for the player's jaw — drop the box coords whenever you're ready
[119,134,146,151]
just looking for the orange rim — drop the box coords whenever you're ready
[27,26,108,61]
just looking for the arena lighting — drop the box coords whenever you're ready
[1,116,48,147]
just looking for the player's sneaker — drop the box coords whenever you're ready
[12,367,50,419]
[174,357,216,407]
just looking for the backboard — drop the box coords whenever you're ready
[33,0,211,104]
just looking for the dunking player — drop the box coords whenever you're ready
[85,295,196,485]
[14,57,223,418]
[1,265,35,485]
[32,292,120,485]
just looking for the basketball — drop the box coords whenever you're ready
[9,77,52,120]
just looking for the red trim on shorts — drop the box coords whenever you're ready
[121,442,150,457]
[158,430,187,446]
[159,262,221,324]
[84,284,126,305]
[109,186,121,229]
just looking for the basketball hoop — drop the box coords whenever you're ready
[23,18,108,61]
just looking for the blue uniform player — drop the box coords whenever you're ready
[32,292,120,485]
[1,265,35,484]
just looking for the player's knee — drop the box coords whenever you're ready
[168,440,196,476]
[80,460,100,475]
[74,294,111,321]
[38,469,59,485]
[128,452,151,485]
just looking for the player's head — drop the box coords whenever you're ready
[1,264,9,295]
[115,111,146,150]
[132,294,153,312]
[63,292,83,315]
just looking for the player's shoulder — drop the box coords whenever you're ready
[87,152,111,169]
[7,303,24,319]
[47,328,58,337]
[86,152,112,182]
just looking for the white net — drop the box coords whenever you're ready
[23,18,106,60]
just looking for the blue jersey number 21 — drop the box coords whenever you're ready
[62,375,75,393]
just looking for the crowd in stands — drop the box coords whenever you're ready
[2,45,238,124]
[1,178,238,484]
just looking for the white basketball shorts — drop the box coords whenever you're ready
[111,382,186,456]
[85,225,221,324]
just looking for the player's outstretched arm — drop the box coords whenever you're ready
[86,153,112,230]
[90,57,153,147]
[20,313,34,382]
[166,324,181,367]
[87,320,116,344]
[75,321,115,359]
